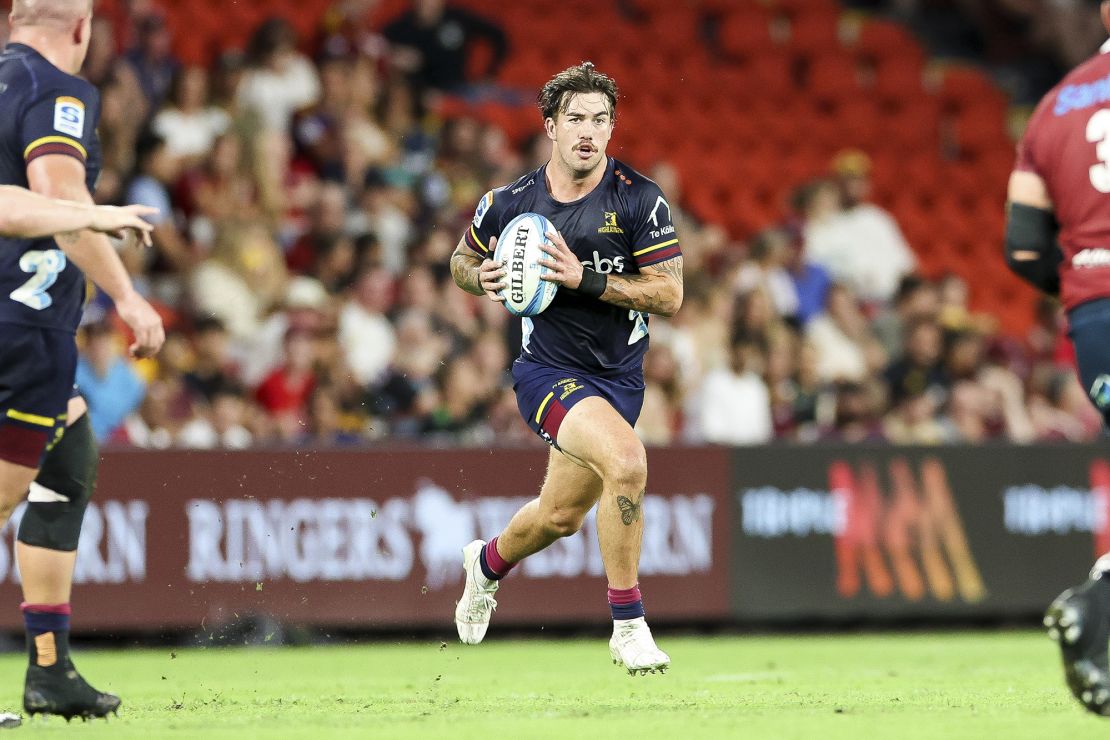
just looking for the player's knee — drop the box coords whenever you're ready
[545,507,586,538]
[17,414,96,552]
[601,442,647,492]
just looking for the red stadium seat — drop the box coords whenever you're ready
[754,99,812,149]
[472,102,534,146]
[786,8,844,57]
[885,99,942,153]
[718,7,776,58]
[645,10,703,52]
[173,37,208,67]
[903,155,945,202]
[497,49,548,88]
[943,162,985,204]
[748,52,797,96]
[685,181,729,226]
[805,52,864,102]
[939,66,1008,113]
[773,0,842,17]
[832,98,883,149]
[872,55,927,104]
[708,64,759,106]
[852,19,923,65]
[953,107,1011,157]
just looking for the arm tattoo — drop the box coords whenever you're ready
[450,244,484,296]
[653,256,683,285]
[616,495,642,526]
[601,256,683,317]
[55,231,80,247]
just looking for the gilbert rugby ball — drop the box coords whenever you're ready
[494,212,559,317]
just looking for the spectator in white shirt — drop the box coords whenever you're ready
[806,284,877,382]
[689,338,773,445]
[339,266,398,386]
[831,150,917,304]
[152,66,231,163]
[236,18,321,133]
[799,153,916,306]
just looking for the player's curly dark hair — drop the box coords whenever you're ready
[538,62,619,122]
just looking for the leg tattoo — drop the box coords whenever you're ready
[616,494,642,526]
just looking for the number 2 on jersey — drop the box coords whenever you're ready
[10,250,66,311]
[1087,109,1110,193]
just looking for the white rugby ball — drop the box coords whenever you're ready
[494,212,559,317]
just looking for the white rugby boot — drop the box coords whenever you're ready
[455,540,499,645]
[609,617,670,675]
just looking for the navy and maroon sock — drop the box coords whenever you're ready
[478,537,515,581]
[22,602,71,669]
[608,585,645,621]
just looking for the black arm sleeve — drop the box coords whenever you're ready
[1005,202,1062,295]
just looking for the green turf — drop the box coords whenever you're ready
[1,631,1106,738]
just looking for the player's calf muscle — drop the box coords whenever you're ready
[544,505,586,538]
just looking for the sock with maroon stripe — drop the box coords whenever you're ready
[22,602,71,668]
[608,585,645,620]
[478,536,515,581]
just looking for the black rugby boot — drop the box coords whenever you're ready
[1045,574,1110,716]
[23,628,119,722]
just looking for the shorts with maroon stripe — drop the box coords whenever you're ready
[511,357,644,450]
[0,325,75,468]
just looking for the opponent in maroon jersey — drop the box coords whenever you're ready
[1011,2,1110,718]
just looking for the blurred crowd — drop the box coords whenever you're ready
[5,0,1097,449]
[845,0,1106,103]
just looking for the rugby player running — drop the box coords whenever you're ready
[1008,0,1110,717]
[451,63,682,674]
[0,0,165,725]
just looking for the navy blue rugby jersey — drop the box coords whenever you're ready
[463,158,681,378]
[0,43,102,333]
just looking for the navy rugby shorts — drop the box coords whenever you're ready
[0,325,76,468]
[512,358,645,449]
[1069,298,1110,429]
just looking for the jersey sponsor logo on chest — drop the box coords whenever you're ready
[53,96,85,139]
[582,251,625,274]
[598,211,624,234]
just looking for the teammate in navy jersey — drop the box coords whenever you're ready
[0,0,165,724]
[1008,1,1110,717]
[450,63,682,674]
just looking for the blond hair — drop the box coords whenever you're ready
[10,0,92,27]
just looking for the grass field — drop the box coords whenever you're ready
[0,631,1105,739]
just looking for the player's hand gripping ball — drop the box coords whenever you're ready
[493,213,559,317]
